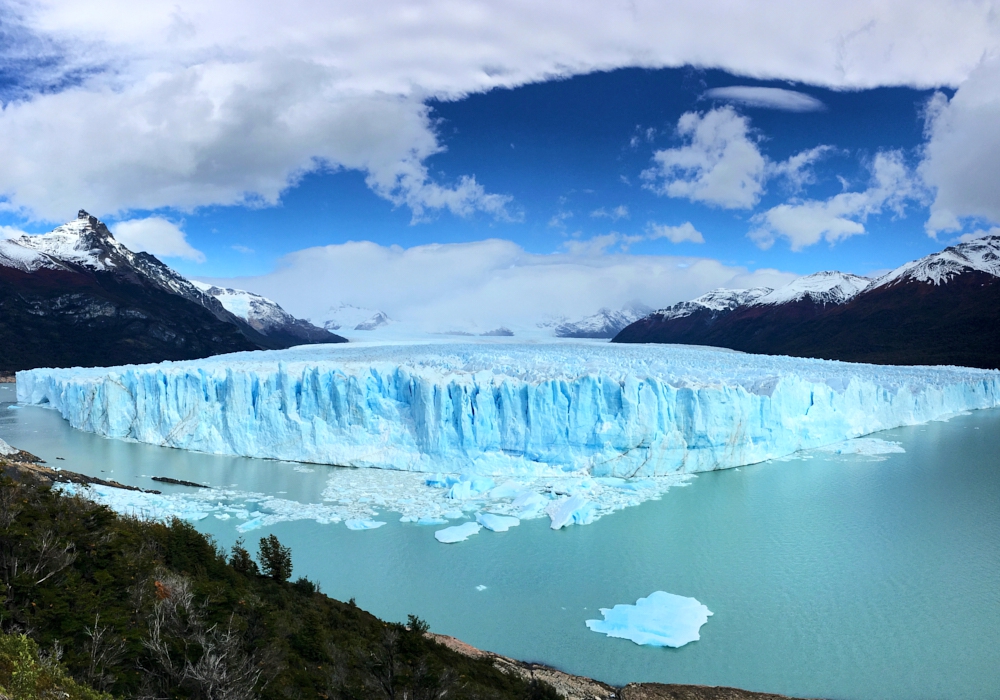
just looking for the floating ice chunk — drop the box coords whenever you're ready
[547,495,596,529]
[476,585,487,591]
[586,591,713,648]
[476,512,520,532]
[442,509,465,519]
[293,466,315,473]
[447,477,495,500]
[817,438,906,455]
[416,516,448,525]
[214,513,231,520]
[511,491,547,516]
[237,517,264,532]
[435,522,482,543]
[345,519,386,530]
[425,474,457,488]
[489,480,526,499]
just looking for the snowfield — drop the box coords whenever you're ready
[17,341,1000,480]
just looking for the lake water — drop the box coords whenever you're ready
[2,382,998,699]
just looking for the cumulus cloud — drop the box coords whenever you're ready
[1,0,997,221]
[642,107,767,209]
[112,217,205,261]
[749,150,919,250]
[591,205,630,220]
[768,145,836,192]
[920,58,1000,238]
[703,86,825,112]
[645,221,705,244]
[209,238,797,331]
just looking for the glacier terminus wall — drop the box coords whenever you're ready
[16,342,1000,478]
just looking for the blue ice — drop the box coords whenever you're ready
[586,591,713,647]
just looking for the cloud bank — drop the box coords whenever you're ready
[1,0,998,221]
[703,86,825,112]
[212,239,797,331]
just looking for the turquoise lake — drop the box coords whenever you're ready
[2,381,998,699]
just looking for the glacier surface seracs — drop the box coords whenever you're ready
[17,341,1000,480]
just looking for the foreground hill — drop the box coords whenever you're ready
[614,236,1000,369]
[0,211,344,372]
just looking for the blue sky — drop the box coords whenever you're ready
[1,1,999,329]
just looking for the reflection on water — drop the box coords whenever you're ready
[2,383,999,699]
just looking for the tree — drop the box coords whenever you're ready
[229,538,259,577]
[257,535,292,583]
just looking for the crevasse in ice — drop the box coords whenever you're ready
[16,341,1000,478]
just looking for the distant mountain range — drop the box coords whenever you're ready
[0,211,343,372]
[551,303,652,339]
[319,303,393,332]
[614,236,1000,369]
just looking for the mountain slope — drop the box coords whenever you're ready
[553,303,652,339]
[613,239,1000,369]
[190,281,341,347]
[0,211,343,372]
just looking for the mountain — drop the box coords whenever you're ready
[553,303,653,338]
[320,303,393,331]
[0,210,345,372]
[613,237,1000,369]
[190,281,339,347]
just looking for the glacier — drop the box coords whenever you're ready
[17,341,1000,480]
[586,591,713,647]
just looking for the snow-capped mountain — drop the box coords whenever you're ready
[653,288,773,321]
[190,281,336,346]
[319,303,393,332]
[871,235,1000,289]
[752,271,871,306]
[553,303,653,338]
[0,210,344,372]
[614,236,1000,369]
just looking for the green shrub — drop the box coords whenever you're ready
[0,632,115,700]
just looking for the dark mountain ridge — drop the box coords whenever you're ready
[0,211,345,372]
[613,236,1000,369]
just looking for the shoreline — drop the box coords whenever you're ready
[430,632,810,700]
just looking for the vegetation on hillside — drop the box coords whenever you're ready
[0,477,559,699]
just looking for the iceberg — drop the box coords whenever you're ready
[345,519,386,530]
[435,522,481,543]
[16,342,1000,480]
[476,512,520,532]
[586,591,713,647]
[547,494,596,529]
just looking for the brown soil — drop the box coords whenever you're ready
[429,634,814,700]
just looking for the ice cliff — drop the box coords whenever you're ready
[16,342,1000,478]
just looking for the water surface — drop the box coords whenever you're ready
[2,383,998,699]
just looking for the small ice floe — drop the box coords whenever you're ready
[817,437,905,456]
[547,495,596,529]
[293,466,315,473]
[476,512,520,532]
[586,591,713,648]
[434,522,481,543]
[447,476,495,500]
[476,585,487,591]
[345,519,386,530]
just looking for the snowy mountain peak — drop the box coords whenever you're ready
[553,303,653,338]
[320,303,392,331]
[753,271,871,306]
[190,281,293,331]
[653,287,773,321]
[15,210,128,272]
[872,235,1000,289]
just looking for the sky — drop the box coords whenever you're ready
[1,0,999,331]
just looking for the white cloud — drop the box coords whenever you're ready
[749,150,919,250]
[645,221,705,244]
[210,238,797,331]
[704,86,825,112]
[591,205,630,221]
[0,225,30,240]
[642,107,767,209]
[1,0,997,221]
[768,145,836,192]
[920,58,1000,238]
[231,244,254,254]
[112,217,205,262]
[958,227,1000,243]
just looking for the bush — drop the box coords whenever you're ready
[0,632,114,700]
